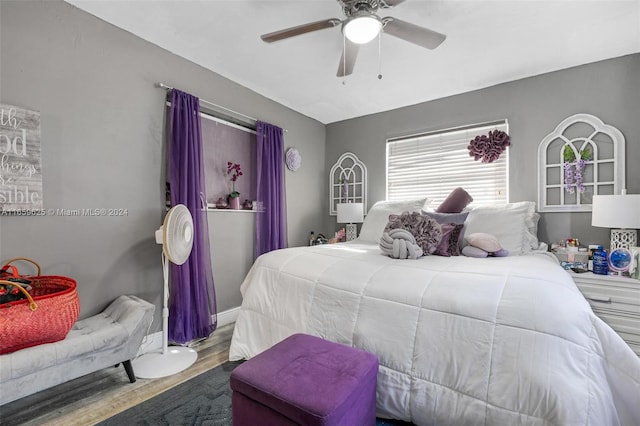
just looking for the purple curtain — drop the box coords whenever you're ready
[168,89,217,344]
[255,121,287,258]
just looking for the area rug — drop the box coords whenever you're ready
[98,361,411,425]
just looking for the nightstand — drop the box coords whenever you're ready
[569,271,640,356]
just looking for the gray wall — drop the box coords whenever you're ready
[208,211,255,311]
[325,54,640,248]
[2,0,638,329]
[0,1,326,325]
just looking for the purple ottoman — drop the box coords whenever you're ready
[230,334,379,426]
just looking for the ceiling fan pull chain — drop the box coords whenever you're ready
[378,30,383,80]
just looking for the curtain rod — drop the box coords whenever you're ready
[157,82,259,124]
[157,83,288,133]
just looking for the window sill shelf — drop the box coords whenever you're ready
[204,208,257,213]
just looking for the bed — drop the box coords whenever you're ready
[229,200,640,425]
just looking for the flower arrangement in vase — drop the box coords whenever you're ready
[562,146,591,194]
[227,162,243,209]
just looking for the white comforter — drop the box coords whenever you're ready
[229,241,640,425]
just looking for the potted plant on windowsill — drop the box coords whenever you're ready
[227,161,243,209]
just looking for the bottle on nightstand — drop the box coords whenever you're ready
[593,246,609,275]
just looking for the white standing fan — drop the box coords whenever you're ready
[132,204,197,379]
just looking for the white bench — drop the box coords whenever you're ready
[0,295,154,405]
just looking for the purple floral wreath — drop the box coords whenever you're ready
[467,130,511,163]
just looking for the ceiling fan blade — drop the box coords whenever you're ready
[382,17,446,49]
[337,39,360,77]
[381,0,407,7]
[261,19,341,43]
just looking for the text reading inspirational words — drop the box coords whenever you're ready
[0,105,42,208]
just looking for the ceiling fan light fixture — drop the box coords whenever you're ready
[344,14,381,44]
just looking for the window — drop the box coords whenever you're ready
[164,101,257,209]
[201,114,256,205]
[386,121,508,206]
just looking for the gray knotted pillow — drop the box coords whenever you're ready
[384,211,442,255]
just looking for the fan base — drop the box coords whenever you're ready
[131,346,198,379]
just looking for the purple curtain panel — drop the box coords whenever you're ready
[255,121,287,258]
[168,89,217,344]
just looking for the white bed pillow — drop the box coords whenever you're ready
[462,201,540,255]
[357,198,430,243]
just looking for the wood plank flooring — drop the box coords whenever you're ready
[0,323,235,426]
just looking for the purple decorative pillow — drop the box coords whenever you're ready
[435,223,465,257]
[423,211,468,255]
[422,211,469,225]
[436,187,473,213]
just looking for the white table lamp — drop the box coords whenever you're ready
[592,191,640,250]
[337,203,364,241]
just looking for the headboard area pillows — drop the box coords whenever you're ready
[358,198,430,243]
[462,201,539,255]
[436,187,473,213]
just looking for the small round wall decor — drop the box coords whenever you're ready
[285,147,302,171]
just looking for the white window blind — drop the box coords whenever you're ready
[386,121,509,206]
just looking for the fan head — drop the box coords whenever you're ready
[259,0,445,77]
[343,11,381,44]
[156,204,194,265]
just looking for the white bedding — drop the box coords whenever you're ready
[229,241,640,425]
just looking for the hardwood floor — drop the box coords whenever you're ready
[0,323,235,426]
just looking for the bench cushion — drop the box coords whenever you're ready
[0,295,154,405]
[230,333,378,425]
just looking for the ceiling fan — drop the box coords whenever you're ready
[260,0,446,77]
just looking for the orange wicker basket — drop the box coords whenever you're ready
[0,258,80,355]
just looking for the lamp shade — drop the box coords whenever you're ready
[592,194,640,229]
[337,202,364,224]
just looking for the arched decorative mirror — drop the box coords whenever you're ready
[537,114,625,212]
[329,152,367,216]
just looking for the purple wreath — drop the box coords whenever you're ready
[468,130,511,163]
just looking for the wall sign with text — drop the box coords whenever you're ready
[0,104,43,212]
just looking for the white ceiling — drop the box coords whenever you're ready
[66,0,640,124]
